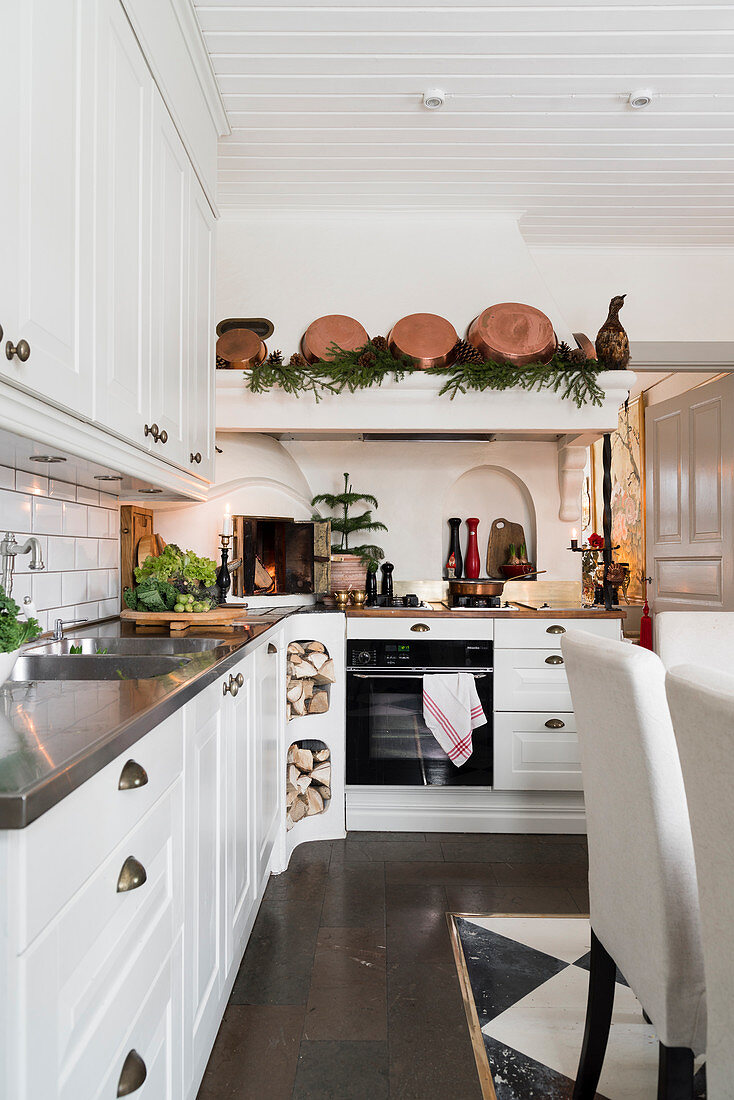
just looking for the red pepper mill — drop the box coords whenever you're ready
[464,518,481,579]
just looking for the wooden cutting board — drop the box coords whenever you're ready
[486,518,527,578]
[120,607,244,634]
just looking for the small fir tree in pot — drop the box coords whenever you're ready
[312,472,387,591]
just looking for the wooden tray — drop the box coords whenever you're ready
[486,517,527,578]
[120,607,245,634]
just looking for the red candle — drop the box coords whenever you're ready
[464,518,481,579]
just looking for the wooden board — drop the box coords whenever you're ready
[120,607,244,634]
[486,517,527,578]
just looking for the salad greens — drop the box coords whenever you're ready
[134,544,217,588]
[0,586,41,653]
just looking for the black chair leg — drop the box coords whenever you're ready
[573,929,617,1099]
[658,1044,694,1100]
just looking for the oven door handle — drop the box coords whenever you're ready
[351,672,490,679]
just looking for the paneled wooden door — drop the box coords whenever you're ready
[646,377,734,611]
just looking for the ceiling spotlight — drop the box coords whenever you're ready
[628,89,654,110]
[94,474,124,481]
[138,488,163,494]
[422,89,445,110]
[28,454,67,463]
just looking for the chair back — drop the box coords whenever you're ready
[666,664,734,1096]
[656,610,734,671]
[561,630,706,1052]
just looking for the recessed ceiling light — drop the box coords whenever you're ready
[628,89,654,110]
[94,474,124,481]
[138,488,163,494]
[422,89,445,110]
[28,454,67,463]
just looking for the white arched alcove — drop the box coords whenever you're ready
[442,465,537,577]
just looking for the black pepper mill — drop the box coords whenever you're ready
[445,517,463,579]
[365,566,378,606]
[380,561,394,598]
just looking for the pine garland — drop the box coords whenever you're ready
[244,340,605,409]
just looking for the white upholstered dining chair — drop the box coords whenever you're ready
[666,664,734,1100]
[656,610,734,672]
[561,630,706,1099]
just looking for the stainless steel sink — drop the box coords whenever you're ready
[28,637,224,656]
[9,654,192,681]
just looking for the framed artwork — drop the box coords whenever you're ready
[591,394,646,602]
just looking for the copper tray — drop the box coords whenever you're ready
[301,314,369,364]
[388,313,458,370]
[468,303,556,366]
[215,327,267,369]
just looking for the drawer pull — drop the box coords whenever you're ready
[118,759,148,791]
[223,675,239,697]
[190,451,202,464]
[546,624,566,635]
[117,1049,147,1096]
[234,671,244,687]
[6,338,30,362]
[117,856,147,893]
[545,654,564,665]
[267,642,278,654]
[545,718,565,729]
[410,623,430,632]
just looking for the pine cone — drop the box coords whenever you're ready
[289,352,308,368]
[266,349,284,366]
[557,341,572,362]
[216,354,229,370]
[569,348,587,366]
[371,336,389,352]
[358,351,376,368]
[453,339,485,366]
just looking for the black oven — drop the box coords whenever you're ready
[346,637,493,787]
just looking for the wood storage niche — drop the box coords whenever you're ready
[286,640,336,721]
[286,740,331,829]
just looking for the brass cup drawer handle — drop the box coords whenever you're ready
[158,428,168,444]
[546,625,566,635]
[118,759,148,791]
[267,642,278,654]
[545,718,566,729]
[410,623,430,632]
[117,1049,147,1096]
[5,338,30,362]
[144,422,160,442]
[190,451,202,464]
[545,654,564,665]
[223,674,239,697]
[117,856,147,893]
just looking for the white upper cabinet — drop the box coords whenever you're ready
[1,0,93,417]
[187,179,216,481]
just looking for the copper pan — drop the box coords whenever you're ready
[388,312,458,370]
[449,570,547,598]
[468,303,556,367]
[216,327,267,370]
[301,314,369,364]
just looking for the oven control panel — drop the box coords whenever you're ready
[347,639,493,670]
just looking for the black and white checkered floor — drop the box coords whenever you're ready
[453,916,706,1100]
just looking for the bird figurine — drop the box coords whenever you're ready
[595,294,630,370]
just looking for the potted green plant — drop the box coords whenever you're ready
[0,586,41,687]
[312,472,388,591]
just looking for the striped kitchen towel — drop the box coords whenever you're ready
[422,673,487,767]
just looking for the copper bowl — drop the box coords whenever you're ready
[301,314,369,364]
[215,327,267,370]
[388,313,459,370]
[468,303,556,367]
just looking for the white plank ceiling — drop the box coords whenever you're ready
[193,1,734,244]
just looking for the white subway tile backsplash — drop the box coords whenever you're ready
[33,496,63,535]
[16,471,48,497]
[98,540,118,569]
[9,573,33,605]
[87,506,108,538]
[74,538,98,570]
[61,571,88,606]
[49,536,75,571]
[0,466,14,491]
[87,571,107,601]
[48,479,77,502]
[76,485,99,506]
[98,597,119,618]
[33,571,63,610]
[0,489,33,532]
[99,492,119,507]
[106,509,119,538]
[62,501,87,537]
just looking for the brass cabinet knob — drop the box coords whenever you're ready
[118,759,148,791]
[223,675,239,697]
[267,642,278,654]
[158,428,168,444]
[0,324,3,341]
[545,718,565,729]
[6,338,30,362]
[144,423,159,441]
[190,451,202,464]
[117,1049,147,1096]
[410,623,430,632]
[546,625,566,635]
[117,855,147,893]
[545,654,564,665]
[234,672,244,687]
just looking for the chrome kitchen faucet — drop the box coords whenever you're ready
[0,532,45,597]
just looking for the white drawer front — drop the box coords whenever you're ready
[347,617,493,641]
[20,710,184,951]
[20,778,183,1099]
[494,711,581,791]
[494,617,621,650]
[494,649,572,711]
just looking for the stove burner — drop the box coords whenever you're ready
[367,593,422,609]
[449,594,502,609]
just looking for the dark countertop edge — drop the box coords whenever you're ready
[346,604,626,619]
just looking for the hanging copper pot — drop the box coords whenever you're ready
[468,303,556,366]
[301,314,369,364]
[388,313,459,370]
[215,327,267,370]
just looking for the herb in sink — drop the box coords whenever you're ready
[0,586,42,687]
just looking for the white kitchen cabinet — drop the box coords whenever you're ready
[253,633,284,887]
[1,0,94,418]
[494,617,621,650]
[225,653,258,970]
[494,648,573,712]
[187,177,216,481]
[494,711,581,791]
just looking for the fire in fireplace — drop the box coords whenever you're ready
[231,516,331,597]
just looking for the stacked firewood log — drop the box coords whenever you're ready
[286,640,336,720]
[286,744,331,829]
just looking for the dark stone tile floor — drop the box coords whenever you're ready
[197,831,588,1100]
